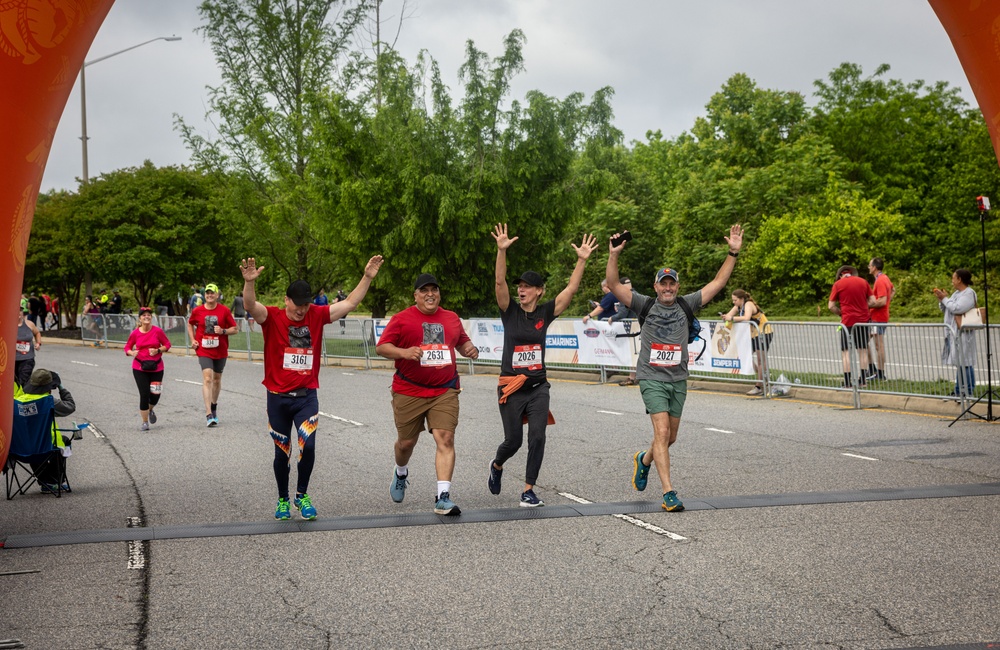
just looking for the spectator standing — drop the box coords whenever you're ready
[109,289,123,314]
[231,292,247,331]
[934,268,979,398]
[375,273,479,516]
[14,305,42,387]
[27,292,43,327]
[721,289,773,395]
[124,307,172,431]
[828,266,875,388]
[313,288,329,306]
[608,224,744,513]
[867,258,895,381]
[240,255,383,521]
[187,283,238,427]
[487,224,597,507]
[83,295,104,346]
[582,279,617,323]
[335,287,348,334]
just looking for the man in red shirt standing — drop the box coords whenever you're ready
[187,283,238,427]
[867,257,895,381]
[240,255,383,521]
[829,265,876,388]
[375,273,479,516]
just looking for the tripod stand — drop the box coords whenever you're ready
[950,198,999,425]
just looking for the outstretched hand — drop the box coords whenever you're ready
[725,224,744,253]
[491,223,519,251]
[609,232,628,255]
[240,258,264,282]
[364,255,385,279]
[572,234,598,260]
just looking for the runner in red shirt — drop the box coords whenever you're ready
[240,255,383,521]
[828,265,876,388]
[186,283,238,427]
[867,257,895,381]
[375,273,479,516]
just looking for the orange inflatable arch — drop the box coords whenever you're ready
[2,0,1000,467]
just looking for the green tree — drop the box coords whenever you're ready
[25,191,92,326]
[178,0,367,291]
[74,162,233,308]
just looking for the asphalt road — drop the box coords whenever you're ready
[2,343,999,649]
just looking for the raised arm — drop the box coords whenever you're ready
[605,233,633,308]
[240,258,270,324]
[491,223,517,311]
[330,255,384,321]
[699,224,744,305]
[554,234,597,316]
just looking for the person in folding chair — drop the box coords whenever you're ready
[10,368,77,496]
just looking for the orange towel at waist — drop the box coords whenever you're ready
[497,375,556,425]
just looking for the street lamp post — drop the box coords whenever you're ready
[79,35,182,184]
[78,35,180,297]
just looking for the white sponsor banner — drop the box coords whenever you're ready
[690,321,755,375]
[373,318,391,345]
[573,320,633,366]
[469,319,505,361]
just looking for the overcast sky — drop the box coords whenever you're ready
[38,0,975,194]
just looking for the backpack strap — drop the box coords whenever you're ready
[636,296,655,327]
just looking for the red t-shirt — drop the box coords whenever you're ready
[870,273,894,323]
[829,275,872,328]
[188,304,237,359]
[260,304,332,393]
[378,305,471,398]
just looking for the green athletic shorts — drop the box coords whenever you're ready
[638,379,687,417]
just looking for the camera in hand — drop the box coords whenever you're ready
[611,231,633,247]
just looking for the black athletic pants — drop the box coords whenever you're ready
[494,381,550,486]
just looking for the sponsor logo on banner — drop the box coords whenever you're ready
[583,327,600,338]
[712,358,741,370]
[545,336,578,349]
[477,322,489,335]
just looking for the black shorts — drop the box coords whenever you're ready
[839,325,869,351]
[198,356,228,373]
[751,332,773,352]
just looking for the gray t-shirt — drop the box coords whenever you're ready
[631,290,702,382]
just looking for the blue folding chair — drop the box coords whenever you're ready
[4,394,71,499]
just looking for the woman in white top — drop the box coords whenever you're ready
[933,268,978,397]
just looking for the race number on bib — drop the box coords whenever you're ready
[649,343,681,367]
[512,344,542,371]
[150,381,163,395]
[15,341,30,354]
[201,336,220,349]
[283,347,314,372]
[420,344,453,367]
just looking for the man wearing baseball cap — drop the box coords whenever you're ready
[187,283,238,427]
[375,272,479,516]
[15,368,77,493]
[239,254,383,521]
[606,224,743,512]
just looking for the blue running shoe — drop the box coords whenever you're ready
[519,489,544,508]
[488,462,503,495]
[632,450,650,491]
[434,491,461,516]
[294,493,317,520]
[661,490,685,512]
[390,470,408,503]
[275,497,291,520]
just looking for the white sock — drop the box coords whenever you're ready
[395,465,408,477]
[437,481,451,497]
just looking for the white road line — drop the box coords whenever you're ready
[705,427,733,434]
[342,372,355,376]
[318,411,364,426]
[88,424,105,439]
[597,410,623,415]
[174,379,202,386]
[71,360,99,367]
[558,492,687,541]
[126,517,146,570]
[842,452,880,461]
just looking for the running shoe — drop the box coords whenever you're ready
[40,483,70,494]
[139,421,150,432]
[488,462,503,495]
[746,386,763,396]
[434,491,461,516]
[294,493,317,520]
[632,450,650,491]
[390,470,408,503]
[275,497,291,520]
[519,489,544,508]
[148,408,157,424]
[207,415,219,428]
[661,490,685,512]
